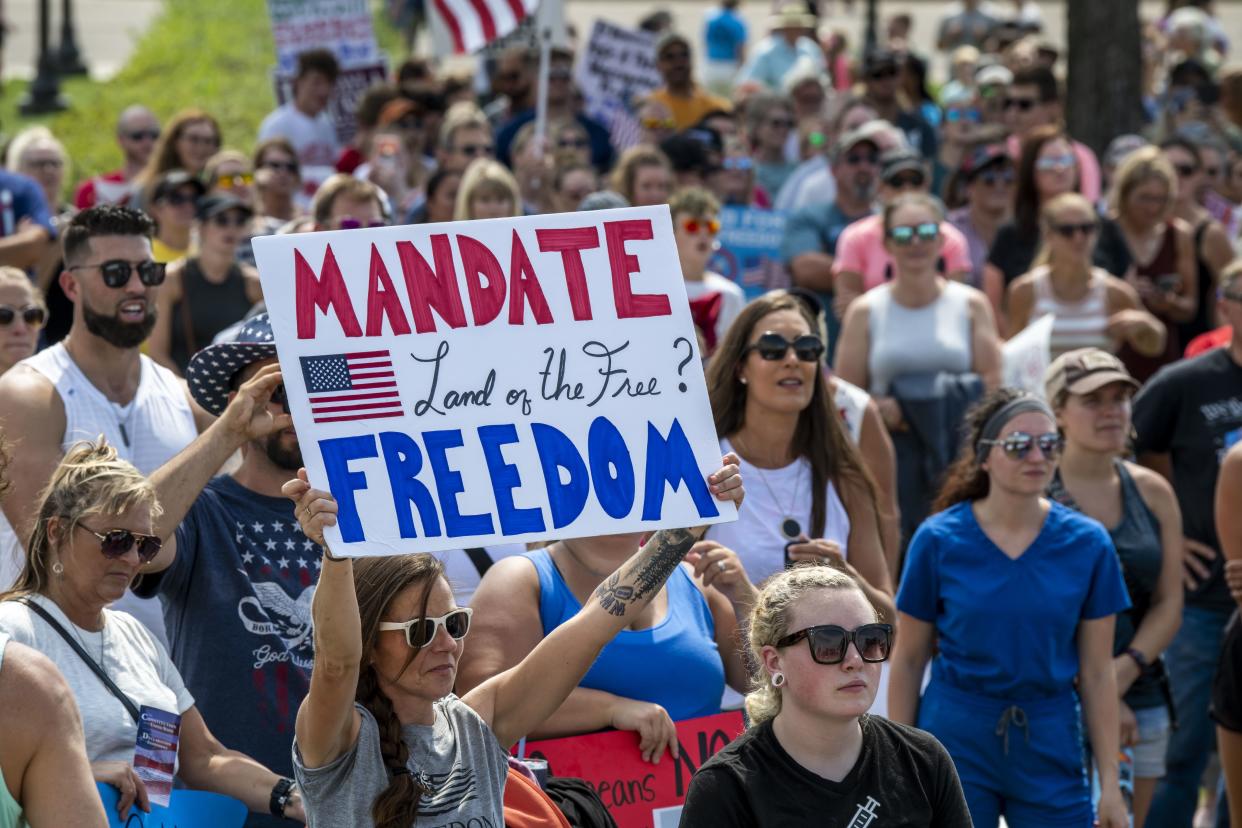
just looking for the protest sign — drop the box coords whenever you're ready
[1002,313,1055,397]
[709,206,791,300]
[253,206,738,557]
[576,21,661,151]
[132,706,180,807]
[98,784,246,828]
[266,0,379,76]
[520,711,745,828]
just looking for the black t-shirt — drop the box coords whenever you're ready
[679,716,970,827]
[1133,347,1242,611]
[988,217,1131,285]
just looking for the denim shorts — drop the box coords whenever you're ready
[1131,703,1171,778]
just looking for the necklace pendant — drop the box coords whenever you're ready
[780,517,802,541]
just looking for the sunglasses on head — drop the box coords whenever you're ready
[378,607,473,649]
[217,173,254,189]
[0,305,46,327]
[744,332,825,362]
[681,217,720,235]
[126,129,160,142]
[1052,221,1097,239]
[68,259,166,288]
[776,623,893,665]
[261,160,299,174]
[887,222,939,245]
[79,525,162,564]
[980,431,1063,461]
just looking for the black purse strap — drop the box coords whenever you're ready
[12,596,142,723]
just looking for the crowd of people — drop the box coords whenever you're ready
[0,0,1240,826]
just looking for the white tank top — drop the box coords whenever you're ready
[866,280,974,395]
[1030,266,1112,358]
[0,344,197,648]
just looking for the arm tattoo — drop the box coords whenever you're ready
[592,528,696,617]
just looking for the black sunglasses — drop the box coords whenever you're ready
[744,332,825,362]
[977,168,1015,186]
[271,384,290,414]
[1052,221,1097,239]
[0,305,46,327]
[378,608,473,649]
[1004,97,1038,111]
[261,160,299,174]
[886,171,926,189]
[79,525,162,564]
[125,130,161,142]
[776,623,894,664]
[980,431,1063,461]
[868,66,898,80]
[209,212,250,228]
[68,259,166,288]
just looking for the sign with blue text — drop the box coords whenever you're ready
[254,207,736,556]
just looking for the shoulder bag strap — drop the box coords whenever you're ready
[11,597,142,723]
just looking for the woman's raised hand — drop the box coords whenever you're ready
[282,468,339,549]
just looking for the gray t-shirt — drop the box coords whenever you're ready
[293,695,509,828]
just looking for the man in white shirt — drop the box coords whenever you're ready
[258,48,341,202]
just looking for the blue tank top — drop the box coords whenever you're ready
[525,547,724,721]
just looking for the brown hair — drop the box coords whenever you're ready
[252,137,301,176]
[352,554,446,828]
[311,174,386,226]
[136,109,221,186]
[0,439,161,601]
[1110,145,1177,220]
[705,291,876,538]
[1014,125,1075,233]
[610,146,672,206]
[932,387,1029,511]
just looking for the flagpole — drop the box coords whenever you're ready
[533,0,551,159]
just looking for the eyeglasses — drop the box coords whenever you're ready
[1052,221,1097,238]
[0,305,46,328]
[886,171,925,189]
[217,173,254,189]
[887,222,940,245]
[979,431,1063,461]
[766,118,795,130]
[270,384,290,414]
[334,217,386,230]
[379,608,473,649]
[744,332,825,362]
[867,66,898,80]
[945,107,982,124]
[67,259,166,288]
[456,143,493,158]
[159,191,198,207]
[181,132,220,149]
[723,157,753,171]
[1036,154,1076,172]
[660,49,690,62]
[1173,163,1198,178]
[260,160,299,174]
[557,137,589,149]
[681,217,720,235]
[977,168,1015,186]
[844,151,879,166]
[1004,97,1038,111]
[776,623,894,664]
[78,525,163,564]
[209,211,250,228]
[125,130,160,142]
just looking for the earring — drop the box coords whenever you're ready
[739,377,748,385]
[772,672,785,687]
[51,561,64,576]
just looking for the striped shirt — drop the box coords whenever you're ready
[1031,266,1112,358]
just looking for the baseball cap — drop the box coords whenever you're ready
[832,121,887,160]
[196,193,254,222]
[976,64,1014,87]
[152,170,206,203]
[880,147,925,182]
[1044,348,1139,402]
[961,143,1011,178]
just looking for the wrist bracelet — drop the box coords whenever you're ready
[321,545,345,562]
[269,777,295,817]
[1124,647,1149,671]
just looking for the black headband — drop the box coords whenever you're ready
[975,396,1055,464]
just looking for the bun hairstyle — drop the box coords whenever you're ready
[352,554,446,828]
[0,439,160,602]
[744,564,875,724]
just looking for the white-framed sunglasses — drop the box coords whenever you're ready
[378,608,473,649]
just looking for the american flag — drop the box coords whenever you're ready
[300,351,404,424]
[431,0,538,55]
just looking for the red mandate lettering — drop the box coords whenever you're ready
[397,235,468,333]
[296,245,361,338]
[536,226,599,321]
[518,711,743,828]
[605,219,671,319]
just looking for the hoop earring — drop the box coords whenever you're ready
[51,561,64,576]
[772,672,785,687]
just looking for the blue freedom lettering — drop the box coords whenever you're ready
[531,423,590,528]
[479,424,546,535]
[378,432,442,539]
[587,416,635,519]
[642,419,719,521]
[423,429,495,537]
[318,435,379,542]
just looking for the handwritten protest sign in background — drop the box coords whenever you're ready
[576,20,662,151]
[98,784,246,828]
[520,711,745,828]
[254,206,737,556]
[709,206,791,300]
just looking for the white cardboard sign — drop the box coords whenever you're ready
[253,207,737,556]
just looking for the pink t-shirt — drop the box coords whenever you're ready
[833,214,973,291]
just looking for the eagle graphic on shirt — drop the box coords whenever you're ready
[232,517,320,671]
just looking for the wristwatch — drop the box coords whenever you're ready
[269,777,296,818]
[1124,647,1149,672]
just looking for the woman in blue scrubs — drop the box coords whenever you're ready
[888,388,1130,828]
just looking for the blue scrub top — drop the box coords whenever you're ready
[898,501,1130,702]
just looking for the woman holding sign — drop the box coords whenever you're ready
[0,440,305,823]
[679,564,971,825]
[282,454,744,828]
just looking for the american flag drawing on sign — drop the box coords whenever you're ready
[432,0,538,55]
[300,351,403,424]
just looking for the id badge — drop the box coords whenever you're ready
[133,706,181,807]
